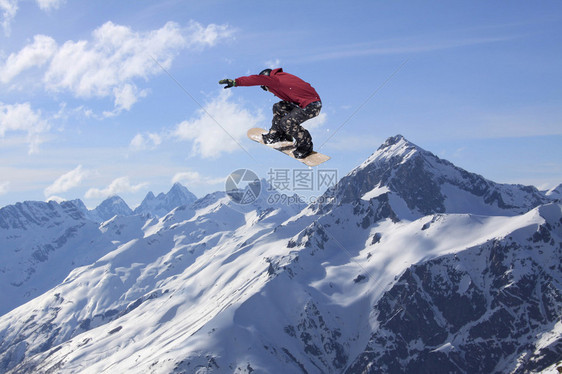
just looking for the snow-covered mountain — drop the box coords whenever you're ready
[134,182,198,218]
[328,135,550,217]
[0,183,199,316]
[75,183,199,222]
[346,204,562,373]
[0,135,560,374]
[0,200,121,316]
[88,195,133,222]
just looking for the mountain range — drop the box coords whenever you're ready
[0,135,560,373]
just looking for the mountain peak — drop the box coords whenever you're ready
[330,134,551,217]
[134,183,197,217]
[379,134,406,148]
[358,134,421,171]
[92,196,133,221]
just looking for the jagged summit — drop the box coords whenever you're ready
[0,200,85,231]
[134,183,197,218]
[91,195,132,222]
[357,134,421,169]
[330,134,550,217]
[376,133,414,155]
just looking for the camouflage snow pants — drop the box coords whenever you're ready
[269,100,322,150]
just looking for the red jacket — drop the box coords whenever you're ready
[235,68,321,108]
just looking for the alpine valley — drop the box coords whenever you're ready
[0,135,560,373]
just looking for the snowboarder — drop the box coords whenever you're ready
[219,68,321,159]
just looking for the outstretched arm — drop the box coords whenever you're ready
[235,74,276,87]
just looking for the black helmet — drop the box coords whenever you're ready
[259,68,272,91]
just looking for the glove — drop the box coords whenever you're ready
[219,79,236,89]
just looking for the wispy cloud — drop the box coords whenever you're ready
[187,21,235,48]
[0,20,235,113]
[44,165,88,197]
[0,101,50,153]
[305,112,327,130]
[35,0,65,11]
[0,34,56,83]
[85,176,148,199]
[0,0,18,36]
[476,105,562,138]
[264,58,281,68]
[172,171,224,186]
[1,0,65,36]
[173,89,264,159]
[129,132,163,152]
[0,181,9,196]
[295,35,514,63]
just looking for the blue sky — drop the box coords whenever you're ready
[1,1,561,208]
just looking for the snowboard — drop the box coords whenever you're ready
[247,128,330,167]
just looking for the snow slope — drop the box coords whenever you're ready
[0,184,201,317]
[0,135,560,374]
[0,200,122,316]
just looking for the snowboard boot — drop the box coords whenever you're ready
[262,132,278,144]
[262,132,293,144]
[293,144,313,159]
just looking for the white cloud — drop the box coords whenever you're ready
[45,195,65,203]
[43,20,233,110]
[1,0,65,36]
[186,21,235,48]
[305,112,327,130]
[1,20,234,112]
[42,21,187,105]
[173,90,264,159]
[44,165,88,197]
[85,176,147,199]
[36,0,65,11]
[103,84,149,117]
[172,171,224,186]
[113,84,148,112]
[264,58,281,68]
[296,35,514,63]
[0,181,9,195]
[0,35,57,83]
[0,101,50,153]
[129,132,162,151]
[0,0,17,36]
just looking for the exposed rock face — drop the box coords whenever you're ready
[347,206,562,373]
